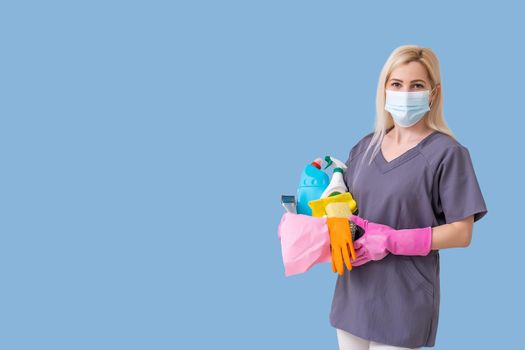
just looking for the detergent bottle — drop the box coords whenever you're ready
[296,158,329,215]
[321,156,349,198]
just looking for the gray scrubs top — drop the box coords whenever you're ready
[329,129,488,348]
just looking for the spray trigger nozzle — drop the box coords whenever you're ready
[323,156,333,170]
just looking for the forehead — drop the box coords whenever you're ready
[389,61,429,82]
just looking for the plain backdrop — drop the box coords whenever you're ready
[1,1,522,349]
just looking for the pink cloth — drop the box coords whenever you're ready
[350,214,432,267]
[277,213,331,276]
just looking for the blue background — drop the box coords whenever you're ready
[1,1,521,349]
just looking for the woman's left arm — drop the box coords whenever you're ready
[430,215,474,249]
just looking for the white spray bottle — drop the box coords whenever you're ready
[320,156,349,198]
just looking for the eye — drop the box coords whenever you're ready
[390,82,401,87]
[412,83,425,89]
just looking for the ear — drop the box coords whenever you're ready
[433,84,441,97]
[430,83,441,107]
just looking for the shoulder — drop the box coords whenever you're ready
[419,131,472,169]
[346,131,375,164]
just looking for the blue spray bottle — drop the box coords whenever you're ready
[297,158,330,215]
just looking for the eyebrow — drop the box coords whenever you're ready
[390,78,427,84]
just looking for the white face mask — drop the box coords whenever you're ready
[384,89,433,128]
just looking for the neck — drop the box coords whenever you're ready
[388,121,433,145]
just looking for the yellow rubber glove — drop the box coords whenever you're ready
[326,217,357,276]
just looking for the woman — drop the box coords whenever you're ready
[331,45,488,349]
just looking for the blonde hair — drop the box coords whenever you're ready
[352,45,456,187]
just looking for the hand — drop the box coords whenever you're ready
[326,217,357,275]
[349,215,391,266]
[349,215,433,267]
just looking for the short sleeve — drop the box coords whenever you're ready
[435,145,488,224]
[345,132,374,167]
[344,133,374,194]
[345,145,358,167]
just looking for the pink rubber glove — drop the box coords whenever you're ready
[350,215,432,267]
[277,213,331,276]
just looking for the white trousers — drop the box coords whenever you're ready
[336,328,422,350]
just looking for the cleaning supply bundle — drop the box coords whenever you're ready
[278,156,361,276]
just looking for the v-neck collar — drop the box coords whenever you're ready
[374,129,440,173]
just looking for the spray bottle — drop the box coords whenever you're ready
[296,158,329,215]
[320,156,349,198]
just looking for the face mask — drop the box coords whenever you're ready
[384,89,433,128]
